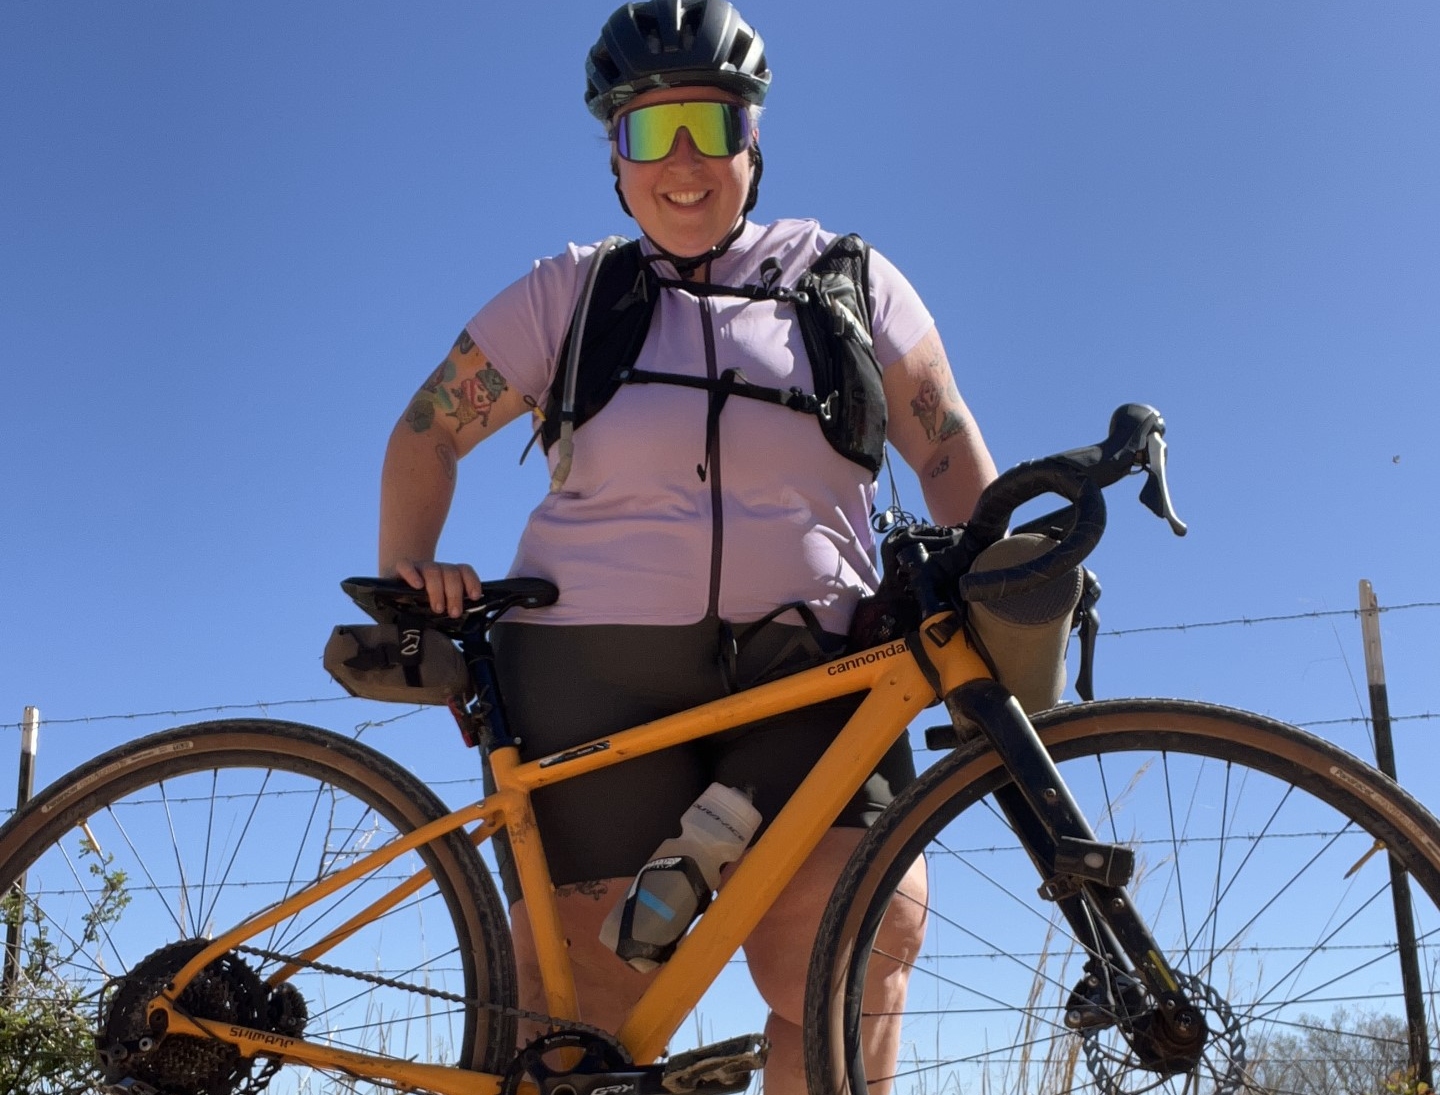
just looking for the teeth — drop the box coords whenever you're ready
[666,191,707,206]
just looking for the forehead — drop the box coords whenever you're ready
[619,84,743,115]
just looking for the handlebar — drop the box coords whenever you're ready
[954,404,1186,603]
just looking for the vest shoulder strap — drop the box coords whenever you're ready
[540,239,653,453]
[538,232,886,478]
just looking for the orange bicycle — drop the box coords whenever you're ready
[2,405,1437,1095]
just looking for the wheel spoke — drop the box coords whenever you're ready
[809,700,1440,1095]
[0,720,513,1094]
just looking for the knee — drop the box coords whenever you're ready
[868,855,929,999]
[743,830,865,1023]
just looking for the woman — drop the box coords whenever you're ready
[378,1,997,1091]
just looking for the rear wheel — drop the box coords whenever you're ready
[0,719,516,1095]
[806,699,1440,1095]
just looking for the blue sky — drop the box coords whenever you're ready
[2,0,1438,1029]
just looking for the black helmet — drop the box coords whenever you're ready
[585,0,771,122]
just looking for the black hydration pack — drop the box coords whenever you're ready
[536,233,888,481]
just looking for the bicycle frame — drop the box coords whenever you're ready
[150,627,974,1095]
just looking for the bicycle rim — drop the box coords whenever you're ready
[806,699,1440,1095]
[0,719,516,1095]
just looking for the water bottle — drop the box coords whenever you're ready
[599,783,761,972]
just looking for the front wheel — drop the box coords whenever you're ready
[805,699,1440,1095]
[0,719,516,1095]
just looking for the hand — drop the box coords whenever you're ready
[391,560,482,618]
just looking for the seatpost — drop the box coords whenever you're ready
[457,630,518,751]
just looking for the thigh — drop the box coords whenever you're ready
[709,626,917,832]
[491,621,726,896]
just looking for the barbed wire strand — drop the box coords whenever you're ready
[1103,600,1440,637]
[2,601,1437,734]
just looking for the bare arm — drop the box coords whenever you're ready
[378,328,530,614]
[882,326,998,525]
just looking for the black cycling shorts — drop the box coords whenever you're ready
[487,618,915,905]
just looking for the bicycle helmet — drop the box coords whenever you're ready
[585,0,771,122]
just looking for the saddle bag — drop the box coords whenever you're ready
[323,623,471,705]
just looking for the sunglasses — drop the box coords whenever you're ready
[615,101,754,163]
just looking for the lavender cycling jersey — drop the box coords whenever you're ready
[467,218,934,633]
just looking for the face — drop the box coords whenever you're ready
[613,85,754,260]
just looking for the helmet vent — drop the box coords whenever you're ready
[678,3,704,50]
[728,37,756,73]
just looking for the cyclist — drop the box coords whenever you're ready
[378,1,997,1089]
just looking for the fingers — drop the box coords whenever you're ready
[393,560,483,617]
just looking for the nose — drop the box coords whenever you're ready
[665,126,703,164]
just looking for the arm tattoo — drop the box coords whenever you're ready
[454,329,476,355]
[405,358,461,434]
[910,378,968,443]
[929,455,951,479]
[435,444,457,482]
[405,394,436,433]
[446,365,509,431]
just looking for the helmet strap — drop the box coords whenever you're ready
[744,143,763,214]
[642,215,748,278]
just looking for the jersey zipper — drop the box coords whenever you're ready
[699,297,724,619]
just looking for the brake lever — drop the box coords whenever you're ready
[1073,568,1101,702]
[1139,431,1187,536]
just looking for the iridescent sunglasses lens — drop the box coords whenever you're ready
[616,101,752,163]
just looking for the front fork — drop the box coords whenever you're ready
[944,680,1208,1071]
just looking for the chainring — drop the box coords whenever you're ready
[501,1028,635,1095]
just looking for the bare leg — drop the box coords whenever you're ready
[509,878,654,1044]
[742,829,929,1095]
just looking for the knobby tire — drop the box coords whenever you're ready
[804,698,1440,1095]
[0,719,516,1095]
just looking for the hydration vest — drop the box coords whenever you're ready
[537,233,888,482]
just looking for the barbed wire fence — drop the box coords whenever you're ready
[6,600,1436,737]
[1,599,1436,1036]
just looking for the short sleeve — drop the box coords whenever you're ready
[865,246,935,368]
[464,242,601,403]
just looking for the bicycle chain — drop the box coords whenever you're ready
[234,943,621,1045]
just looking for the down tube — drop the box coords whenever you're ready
[616,646,966,1064]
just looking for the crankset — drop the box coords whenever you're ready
[501,1029,768,1095]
